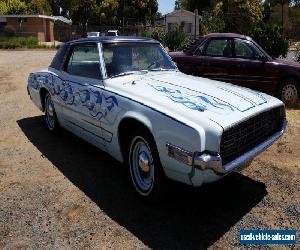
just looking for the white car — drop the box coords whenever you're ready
[107,30,119,36]
[87,32,100,37]
[27,37,286,199]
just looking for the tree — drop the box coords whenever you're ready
[181,0,212,12]
[25,0,52,15]
[0,1,8,14]
[250,21,288,57]
[174,0,181,10]
[214,0,263,34]
[5,0,27,14]
[70,0,98,25]
[98,0,119,25]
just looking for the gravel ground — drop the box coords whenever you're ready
[0,50,299,249]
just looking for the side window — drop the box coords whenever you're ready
[66,44,102,79]
[204,39,233,57]
[234,39,254,59]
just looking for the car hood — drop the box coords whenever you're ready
[273,58,300,68]
[107,71,283,130]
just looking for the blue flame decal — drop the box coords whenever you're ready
[150,84,234,114]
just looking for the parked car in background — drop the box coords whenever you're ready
[170,33,300,104]
[107,30,119,36]
[27,37,286,199]
[87,32,100,37]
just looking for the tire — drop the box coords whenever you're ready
[44,92,60,133]
[128,129,164,200]
[279,78,299,105]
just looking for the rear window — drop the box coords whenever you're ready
[50,44,69,70]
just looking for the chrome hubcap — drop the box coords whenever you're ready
[130,137,154,195]
[282,83,298,103]
[139,151,151,173]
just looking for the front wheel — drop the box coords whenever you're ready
[129,130,163,199]
[45,93,60,132]
[279,78,299,105]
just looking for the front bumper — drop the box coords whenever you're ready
[167,119,287,176]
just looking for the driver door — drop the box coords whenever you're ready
[231,38,270,92]
[60,42,107,149]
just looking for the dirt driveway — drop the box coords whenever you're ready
[0,50,299,249]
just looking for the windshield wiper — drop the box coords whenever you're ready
[149,68,176,72]
[109,70,148,79]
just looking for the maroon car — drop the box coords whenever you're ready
[170,33,300,104]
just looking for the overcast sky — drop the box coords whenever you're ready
[158,0,175,14]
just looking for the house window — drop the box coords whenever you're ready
[167,23,177,32]
[184,23,192,34]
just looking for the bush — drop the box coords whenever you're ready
[3,25,16,37]
[142,27,166,46]
[0,36,40,49]
[165,26,190,52]
[249,22,288,58]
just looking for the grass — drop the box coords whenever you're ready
[0,36,59,49]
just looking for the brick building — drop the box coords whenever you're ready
[0,15,71,42]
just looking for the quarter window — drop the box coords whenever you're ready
[66,44,102,79]
[204,39,233,57]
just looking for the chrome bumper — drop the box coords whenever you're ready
[167,119,287,175]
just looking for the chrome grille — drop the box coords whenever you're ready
[220,107,284,165]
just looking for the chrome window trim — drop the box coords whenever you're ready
[98,42,108,79]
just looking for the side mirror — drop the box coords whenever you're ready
[258,56,268,62]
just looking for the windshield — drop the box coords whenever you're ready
[102,43,176,78]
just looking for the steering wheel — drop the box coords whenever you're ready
[147,60,161,69]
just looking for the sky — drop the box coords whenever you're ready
[158,0,176,14]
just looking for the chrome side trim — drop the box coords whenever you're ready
[166,143,193,166]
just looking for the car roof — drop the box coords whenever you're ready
[203,33,250,39]
[66,36,159,45]
[182,33,252,54]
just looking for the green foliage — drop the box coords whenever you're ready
[180,0,211,11]
[5,0,27,14]
[249,22,288,58]
[200,10,225,34]
[51,0,158,25]
[142,27,166,45]
[144,26,189,52]
[0,36,39,49]
[165,26,190,51]
[26,0,52,15]
[3,25,16,37]
[0,1,8,14]
[175,0,181,10]
[214,0,263,34]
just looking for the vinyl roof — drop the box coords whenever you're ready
[67,36,159,44]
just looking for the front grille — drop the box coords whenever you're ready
[220,107,284,165]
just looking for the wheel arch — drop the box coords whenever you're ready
[39,87,49,112]
[117,113,155,164]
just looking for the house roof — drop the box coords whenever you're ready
[0,14,72,24]
[165,9,200,17]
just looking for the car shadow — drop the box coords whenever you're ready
[17,116,267,249]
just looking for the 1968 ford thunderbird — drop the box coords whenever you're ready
[27,36,286,198]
